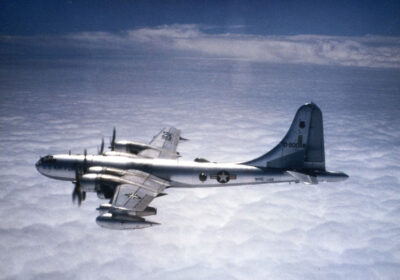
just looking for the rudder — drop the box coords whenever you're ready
[243,103,325,171]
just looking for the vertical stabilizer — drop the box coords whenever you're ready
[243,103,325,170]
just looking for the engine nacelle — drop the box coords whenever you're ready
[96,213,159,230]
[87,166,127,177]
[80,174,98,192]
[103,151,139,158]
[80,173,123,198]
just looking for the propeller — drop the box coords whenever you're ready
[72,169,83,206]
[72,149,89,206]
[98,138,104,155]
[110,127,116,151]
[83,149,87,173]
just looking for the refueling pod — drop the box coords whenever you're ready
[96,213,159,230]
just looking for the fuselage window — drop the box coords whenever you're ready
[199,172,207,182]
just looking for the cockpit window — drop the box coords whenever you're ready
[39,155,57,164]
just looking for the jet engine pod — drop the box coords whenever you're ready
[96,203,112,214]
[136,206,157,216]
[96,213,159,230]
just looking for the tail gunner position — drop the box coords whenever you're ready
[36,103,348,230]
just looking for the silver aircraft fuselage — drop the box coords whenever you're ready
[35,104,349,230]
[35,154,296,188]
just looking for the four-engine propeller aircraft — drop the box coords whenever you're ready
[36,103,348,230]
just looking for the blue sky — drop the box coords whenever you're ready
[1,0,400,36]
[1,0,399,69]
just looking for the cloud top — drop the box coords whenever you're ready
[128,25,400,68]
[1,25,400,69]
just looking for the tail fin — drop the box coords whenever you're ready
[243,103,325,171]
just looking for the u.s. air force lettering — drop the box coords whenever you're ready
[282,142,306,148]
[282,134,306,148]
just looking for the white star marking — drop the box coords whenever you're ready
[125,193,140,200]
[217,171,229,183]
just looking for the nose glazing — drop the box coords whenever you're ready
[35,159,43,173]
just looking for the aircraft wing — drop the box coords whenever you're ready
[138,127,182,159]
[96,170,170,229]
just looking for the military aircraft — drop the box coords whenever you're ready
[36,103,348,230]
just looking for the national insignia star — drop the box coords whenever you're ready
[217,171,229,183]
[125,193,139,200]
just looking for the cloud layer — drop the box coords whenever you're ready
[1,25,400,68]
[0,28,400,279]
[128,25,400,68]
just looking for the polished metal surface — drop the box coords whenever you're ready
[35,104,349,229]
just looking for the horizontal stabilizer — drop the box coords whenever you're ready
[286,171,318,185]
[287,170,349,184]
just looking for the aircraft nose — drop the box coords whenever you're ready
[35,159,43,173]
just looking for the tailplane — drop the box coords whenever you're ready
[243,103,325,171]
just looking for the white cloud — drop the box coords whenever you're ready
[0,36,399,279]
[127,25,400,68]
[1,25,400,68]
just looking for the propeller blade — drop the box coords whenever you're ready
[72,184,82,206]
[75,169,79,181]
[110,127,116,151]
[72,169,82,206]
[83,149,87,172]
[99,138,104,155]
